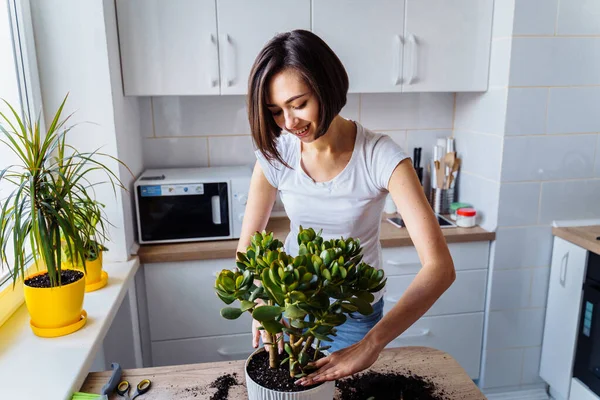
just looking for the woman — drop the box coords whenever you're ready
[236,29,455,386]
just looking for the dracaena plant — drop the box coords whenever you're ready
[215,227,386,378]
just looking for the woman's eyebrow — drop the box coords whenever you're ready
[266,92,308,107]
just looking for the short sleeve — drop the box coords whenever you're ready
[254,149,281,188]
[370,134,410,190]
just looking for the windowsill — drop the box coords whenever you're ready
[0,257,140,400]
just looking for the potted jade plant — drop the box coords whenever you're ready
[215,227,386,400]
[0,94,126,337]
[61,198,110,292]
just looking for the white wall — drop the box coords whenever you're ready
[456,0,600,391]
[29,0,144,262]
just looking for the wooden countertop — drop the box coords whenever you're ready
[553,225,600,255]
[80,346,486,399]
[138,215,495,263]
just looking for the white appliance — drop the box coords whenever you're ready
[134,166,252,244]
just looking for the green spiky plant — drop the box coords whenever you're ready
[215,227,386,379]
[61,198,109,265]
[0,94,127,288]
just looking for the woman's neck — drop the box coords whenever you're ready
[303,116,356,155]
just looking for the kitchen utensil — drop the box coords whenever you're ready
[435,160,444,189]
[413,147,423,185]
[117,379,152,400]
[446,137,455,153]
[444,152,456,189]
[448,158,461,189]
[101,362,122,396]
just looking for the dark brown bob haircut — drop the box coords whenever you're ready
[248,29,349,167]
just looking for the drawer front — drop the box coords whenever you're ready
[152,333,255,367]
[383,269,487,316]
[382,241,490,276]
[145,259,252,341]
[385,312,484,379]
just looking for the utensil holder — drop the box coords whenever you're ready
[430,187,455,214]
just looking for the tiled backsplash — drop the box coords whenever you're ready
[140,93,456,171]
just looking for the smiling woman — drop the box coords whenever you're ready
[0,0,44,327]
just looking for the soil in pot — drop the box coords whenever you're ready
[335,371,450,400]
[246,347,325,392]
[25,270,84,288]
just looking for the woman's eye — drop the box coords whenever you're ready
[271,110,282,116]
[293,101,307,110]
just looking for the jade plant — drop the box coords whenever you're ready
[215,227,386,378]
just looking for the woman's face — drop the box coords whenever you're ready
[266,69,320,143]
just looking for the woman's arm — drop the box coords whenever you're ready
[236,161,278,253]
[296,158,455,385]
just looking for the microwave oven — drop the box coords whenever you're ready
[134,166,252,244]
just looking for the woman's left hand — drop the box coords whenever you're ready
[295,339,382,386]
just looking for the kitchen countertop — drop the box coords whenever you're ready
[553,225,600,255]
[80,346,486,399]
[138,215,495,263]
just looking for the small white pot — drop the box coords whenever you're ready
[245,348,335,400]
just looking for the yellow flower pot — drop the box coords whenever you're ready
[23,271,87,337]
[64,252,108,292]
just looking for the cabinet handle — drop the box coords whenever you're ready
[211,195,222,224]
[407,33,418,85]
[222,34,235,87]
[385,294,404,303]
[393,34,404,85]
[559,251,569,288]
[385,260,420,268]
[217,347,251,357]
[399,328,430,339]
[209,34,219,87]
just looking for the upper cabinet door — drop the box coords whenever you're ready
[402,0,493,92]
[116,0,220,96]
[216,0,311,95]
[312,0,405,93]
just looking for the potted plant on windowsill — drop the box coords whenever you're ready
[0,94,126,337]
[61,199,110,292]
[215,227,386,400]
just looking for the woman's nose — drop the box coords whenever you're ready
[284,111,299,130]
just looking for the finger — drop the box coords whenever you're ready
[278,334,284,354]
[308,356,331,369]
[252,326,259,348]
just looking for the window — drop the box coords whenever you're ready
[0,0,43,324]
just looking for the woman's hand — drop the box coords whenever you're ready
[295,338,382,386]
[251,300,284,354]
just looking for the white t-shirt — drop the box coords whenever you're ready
[255,121,409,303]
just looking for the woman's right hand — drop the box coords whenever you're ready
[252,300,284,353]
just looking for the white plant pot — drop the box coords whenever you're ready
[245,348,336,400]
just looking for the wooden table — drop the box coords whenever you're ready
[81,346,486,399]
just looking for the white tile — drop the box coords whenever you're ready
[489,39,512,88]
[456,172,500,232]
[498,182,541,227]
[557,0,600,35]
[501,135,596,182]
[505,88,548,135]
[482,349,524,388]
[489,268,533,311]
[492,0,516,38]
[487,309,546,349]
[454,89,507,135]
[341,94,359,122]
[381,130,407,151]
[406,130,453,166]
[494,226,553,269]
[596,135,600,177]
[513,0,558,35]
[547,87,600,134]
[360,93,454,130]
[152,96,250,137]
[143,137,209,168]
[521,347,544,385]
[454,130,503,181]
[539,179,600,224]
[530,267,550,308]
[510,38,600,87]
[208,135,255,167]
[139,97,154,138]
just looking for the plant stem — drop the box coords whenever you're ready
[313,339,321,361]
[302,336,314,354]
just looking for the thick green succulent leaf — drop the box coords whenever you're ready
[313,332,333,342]
[322,313,347,326]
[240,300,255,312]
[284,304,307,319]
[252,305,284,322]
[355,290,375,303]
[262,319,284,335]
[350,297,373,315]
[216,292,236,305]
[291,319,315,329]
[221,307,243,320]
[299,351,309,366]
[340,303,358,313]
[249,285,264,301]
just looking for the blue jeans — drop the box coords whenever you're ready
[327,298,384,353]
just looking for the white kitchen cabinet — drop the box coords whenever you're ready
[540,237,589,400]
[216,0,310,95]
[402,0,494,92]
[116,0,220,96]
[312,0,406,93]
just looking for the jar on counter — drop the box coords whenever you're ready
[449,202,471,221]
[456,208,477,228]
